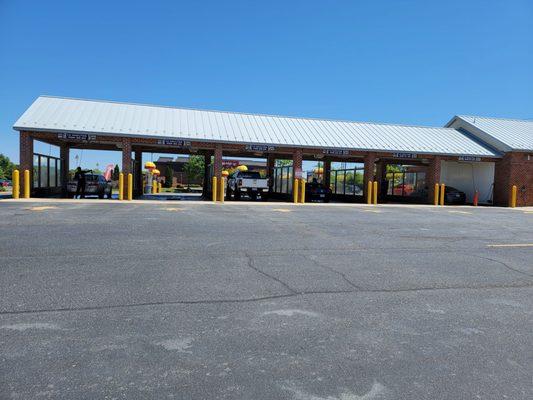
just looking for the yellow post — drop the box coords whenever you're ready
[510,185,517,208]
[293,179,299,203]
[299,178,306,203]
[433,183,440,206]
[118,173,124,200]
[127,173,133,201]
[367,180,373,204]
[159,182,163,193]
[23,169,30,199]
[218,177,225,203]
[212,176,217,202]
[439,183,445,206]
[372,181,378,205]
[12,170,19,199]
[152,178,157,194]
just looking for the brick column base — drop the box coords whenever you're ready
[19,131,34,195]
[427,156,441,204]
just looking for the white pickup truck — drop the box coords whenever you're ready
[226,170,269,201]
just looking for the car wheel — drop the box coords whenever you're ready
[106,188,112,199]
[234,191,241,201]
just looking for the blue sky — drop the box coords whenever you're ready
[1,0,532,168]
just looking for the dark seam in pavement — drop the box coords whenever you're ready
[300,254,364,290]
[244,252,298,294]
[475,255,533,278]
[1,282,531,316]
[2,245,521,260]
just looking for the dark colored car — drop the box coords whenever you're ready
[305,181,331,202]
[67,174,113,198]
[444,186,467,205]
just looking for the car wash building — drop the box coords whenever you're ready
[13,96,533,206]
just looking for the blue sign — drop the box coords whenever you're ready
[157,139,191,147]
[392,152,418,159]
[245,144,276,152]
[322,149,349,156]
[58,133,96,141]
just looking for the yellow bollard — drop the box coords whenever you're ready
[118,173,124,200]
[160,182,163,193]
[152,179,157,194]
[293,179,299,203]
[372,181,378,205]
[212,176,217,202]
[23,169,30,198]
[510,185,517,208]
[439,183,445,206]
[127,173,133,201]
[12,170,20,199]
[367,180,373,204]
[218,177,225,203]
[299,178,306,203]
[434,183,440,206]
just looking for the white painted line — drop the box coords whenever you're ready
[487,243,533,248]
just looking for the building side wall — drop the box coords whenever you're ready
[494,152,533,206]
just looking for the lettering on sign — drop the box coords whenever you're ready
[392,152,418,159]
[157,139,191,147]
[322,149,349,156]
[57,133,96,141]
[245,144,276,152]
[458,156,481,162]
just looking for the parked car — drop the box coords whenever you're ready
[226,171,269,201]
[67,174,113,198]
[444,186,466,205]
[305,180,331,202]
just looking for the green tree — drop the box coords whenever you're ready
[0,154,16,180]
[183,155,204,190]
[165,166,173,188]
[275,159,292,167]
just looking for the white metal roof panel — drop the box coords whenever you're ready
[452,116,533,152]
[13,96,499,157]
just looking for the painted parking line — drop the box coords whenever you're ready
[273,208,292,213]
[26,206,58,211]
[487,243,533,248]
[448,210,472,214]
[163,207,184,211]
[363,209,382,213]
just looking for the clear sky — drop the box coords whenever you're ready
[1,0,532,168]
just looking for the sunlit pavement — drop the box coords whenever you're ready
[0,201,532,399]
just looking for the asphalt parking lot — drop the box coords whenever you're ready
[1,200,532,399]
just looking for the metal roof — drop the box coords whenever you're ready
[448,116,533,152]
[13,96,499,157]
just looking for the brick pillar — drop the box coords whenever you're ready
[202,152,211,198]
[363,153,376,200]
[267,154,275,192]
[19,131,34,195]
[213,145,223,179]
[60,144,69,197]
[121,138,132,196]
[134,150,142,197]
[427,156,441,204]
[292,149,303,196]
[375,160,384,200]
[323,159,331,188]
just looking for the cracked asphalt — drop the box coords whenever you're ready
[0,201,532,399]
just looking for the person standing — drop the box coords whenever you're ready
[74,167,92,199]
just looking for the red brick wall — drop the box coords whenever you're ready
[426,156,441,204]
[363,153,376,200]
[494,152,533,206]
[19,131,34,194]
